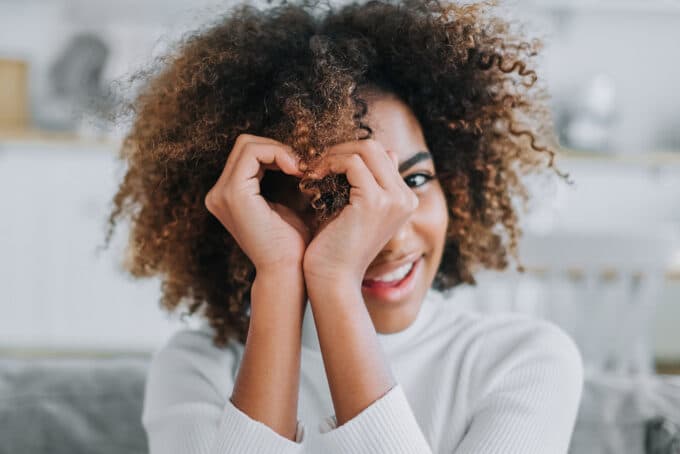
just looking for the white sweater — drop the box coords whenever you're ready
[142,286,584,453]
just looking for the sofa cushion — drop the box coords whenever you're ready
[0,355,149,454]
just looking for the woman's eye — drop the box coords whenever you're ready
[404,172,435,188]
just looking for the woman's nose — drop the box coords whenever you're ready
[381,220,414,256]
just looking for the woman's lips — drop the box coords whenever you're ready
[361,256,422,303]
[362,252,423,281]
[362,259,416,287]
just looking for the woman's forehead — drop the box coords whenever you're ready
[362,94,430,165]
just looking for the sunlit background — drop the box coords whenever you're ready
[1,1,679,453]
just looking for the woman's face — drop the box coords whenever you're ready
[358,93,449,333]
[272,93,449,333]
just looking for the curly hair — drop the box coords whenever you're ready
[103,0,566,346]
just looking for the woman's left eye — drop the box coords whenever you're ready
[404,172,435,188]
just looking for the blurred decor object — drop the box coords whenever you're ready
[654,118,680,153]
[517,227,678,375]
[569,372,680,454]
[557,73,618,152]
[646,417,680,454]
[0,58,29,132]
[50,33,109,100]
[37,32,111,132]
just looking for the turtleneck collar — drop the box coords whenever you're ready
[301,287,444,355]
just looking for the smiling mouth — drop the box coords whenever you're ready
[362,257,420,288]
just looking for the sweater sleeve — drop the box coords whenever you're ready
[454,318,585,454]
[142,329,305,454]
[316,383,433,454]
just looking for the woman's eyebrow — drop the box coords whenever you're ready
[399,150,433,173]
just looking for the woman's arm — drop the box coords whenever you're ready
[305,279,433,454]
[142,268,308,453]
[306,279,394,426]
[453,318,584,454]
[143,134,310,452]
[230,267,306,441]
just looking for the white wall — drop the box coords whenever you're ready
[2,0,680,151]
[0,141,191,352]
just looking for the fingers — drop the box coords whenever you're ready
[206,134,302,212]
[232,143,302,184]
[307,140,419,215]
[310,151,417,211]
[225,134,302,184]
[316,139,398,189]
[316,153,378,191]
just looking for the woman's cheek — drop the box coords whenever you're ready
[416,186,449,255]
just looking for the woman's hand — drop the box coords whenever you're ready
[204,133,310,274]
[302,138,419,291]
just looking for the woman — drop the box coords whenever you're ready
[105,0,583,452]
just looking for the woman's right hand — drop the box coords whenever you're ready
[204,133,310,274]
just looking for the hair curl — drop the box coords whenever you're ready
[104,0,566,346]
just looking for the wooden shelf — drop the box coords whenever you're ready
[557,148,680,164]
[0,128,117,147]
[525,267,680,282]
[656,361,680,375]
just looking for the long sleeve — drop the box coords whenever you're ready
[454,319,584,454]
[316,383,433,453]
[311,316,583,454]
[142,329,305,454]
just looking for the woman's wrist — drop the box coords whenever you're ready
[251,266,307,315]
[256,258,304,280]
[305,273,362,306]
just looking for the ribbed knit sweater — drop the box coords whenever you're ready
[142,287,584,453]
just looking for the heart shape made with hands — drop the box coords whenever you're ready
[260,166,351,236]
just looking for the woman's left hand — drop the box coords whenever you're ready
[302,139,419,292]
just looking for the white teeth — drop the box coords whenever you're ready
[370,261,415,282]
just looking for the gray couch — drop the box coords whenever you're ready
[0,356,149,454]
[2,355,679,454]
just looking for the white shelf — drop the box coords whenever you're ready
[521,0,680,14]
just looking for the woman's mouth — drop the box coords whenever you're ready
[361,255,423,303]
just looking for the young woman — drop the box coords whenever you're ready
[106,0,583,452]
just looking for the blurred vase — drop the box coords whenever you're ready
[0,58,29,132]
[560,73,618,152]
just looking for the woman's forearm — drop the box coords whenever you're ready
[307,281,395,426]
[230,267,306,441]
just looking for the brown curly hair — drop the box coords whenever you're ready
[103,0,566,346]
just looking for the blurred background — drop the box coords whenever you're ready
[0,1,679,453]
